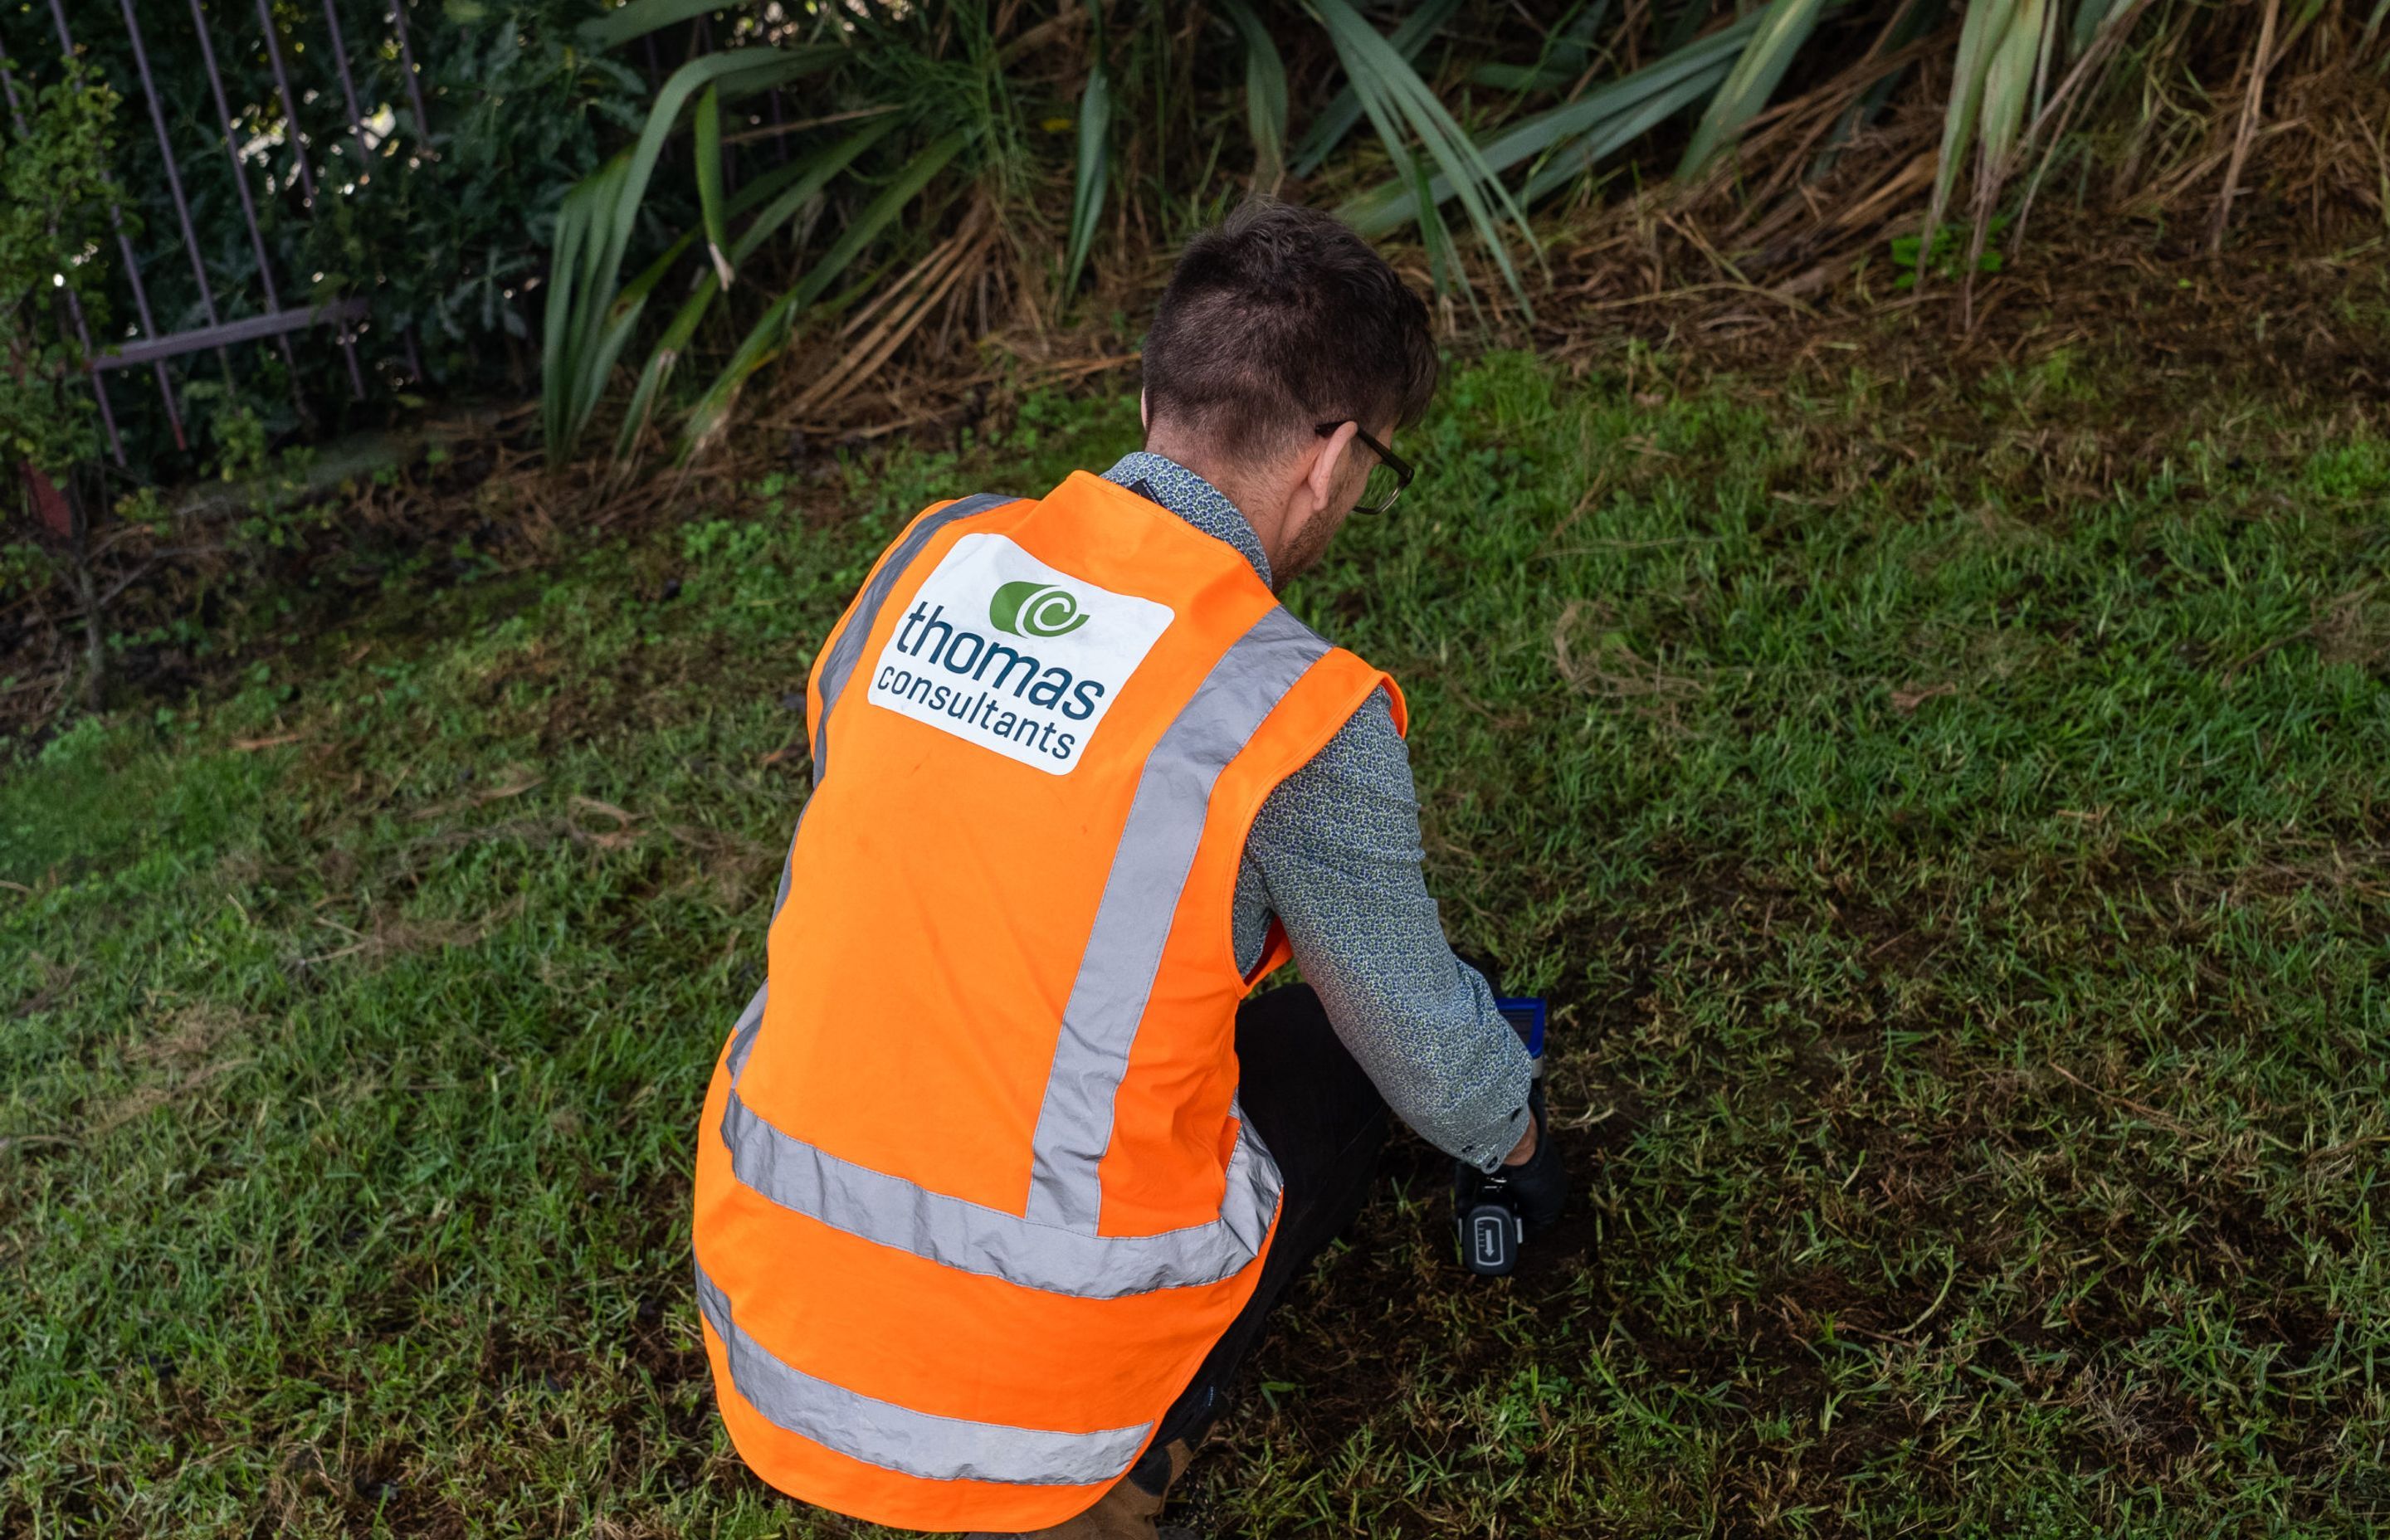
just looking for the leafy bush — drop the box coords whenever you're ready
[2,60,128,706]
[0,0,651,478]
[361,2,652,380]
[1,59,122,487]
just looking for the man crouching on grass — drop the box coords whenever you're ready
[689,201,1570,1538]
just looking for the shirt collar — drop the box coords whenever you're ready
[1100,451,1274,590]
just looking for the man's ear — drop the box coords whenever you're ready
[1139,388,1149,431]
[1305,422,1358,514]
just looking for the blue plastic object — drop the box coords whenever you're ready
[1494,997,1546,1059]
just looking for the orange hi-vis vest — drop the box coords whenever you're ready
[690,472,1406,1532]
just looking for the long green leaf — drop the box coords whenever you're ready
[1471,0,1614,92]
[1677,0,1833,178]
[729,117,903,269]
[1306,0,1538,309]
[1979,0,2048,173]
[1290,0,1461,177]
[1341,12,1763,236]
[1325,6,1459,293]
[581,0,744,51]
[680,129,975,456]
[2071,0,2135,55]
[1660,0,1713,52]
[540,46,833,461]
[1065,64,1111,296]
[1217,0,1290,190]
[1812,0,1949,181]
[695,84,733,290]
[1519,54,1742,202]
[601,49,829,285]
[1341,29,1457,290]
[1919,0,2020,268]
[613,118,902,458]
[540,157,620,460]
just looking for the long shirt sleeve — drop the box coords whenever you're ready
[1099,448,1535,1172]
[1233,688,1534,1172]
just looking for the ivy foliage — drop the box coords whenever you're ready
[1,60,122,483]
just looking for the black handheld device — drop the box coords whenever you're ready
[1456,997,1546,1279]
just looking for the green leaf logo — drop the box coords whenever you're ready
[989,581,1089,637]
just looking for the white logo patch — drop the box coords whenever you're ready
[866,533,1174,774]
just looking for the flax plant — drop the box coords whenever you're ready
[543,0,2302,470]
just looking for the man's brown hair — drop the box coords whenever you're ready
[1141,201,1439,461]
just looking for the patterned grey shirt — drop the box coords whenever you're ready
[1103,451,1534,1172]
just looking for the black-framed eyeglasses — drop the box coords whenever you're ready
[1315,422,1414,515]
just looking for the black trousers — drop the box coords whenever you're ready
[1124,983,1391,1494]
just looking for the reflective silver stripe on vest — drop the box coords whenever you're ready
[774,493,1017,918]
[1022,606,1328,1231]
[723,527,1324,1297]
[723,981,1274,1297]
[724,981,768,1080]
[810,492,1022,778]
[722,1063,1278,1297]
[695,1261,1150,1485]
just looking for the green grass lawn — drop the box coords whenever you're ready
[6,348,2389,1538]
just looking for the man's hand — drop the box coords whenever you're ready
[1456,1079,1570,1240]
[1501,1079,1569,1231]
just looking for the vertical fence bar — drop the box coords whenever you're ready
[319,0,411,378]
[0,36,125,465]
[116,0,238,388]
[251,0,368,399]
[250,7,314,195]
[48,0,184,450]
[386,0,432,154]
[385,0,431,381]
[319,0,373,178]
[184,0,304,392]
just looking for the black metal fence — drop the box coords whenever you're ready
[4,0,607,480]
[0,0,437,465]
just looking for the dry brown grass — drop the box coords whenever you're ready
[88,1000,259,1138]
